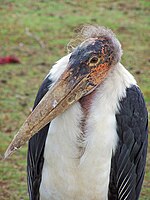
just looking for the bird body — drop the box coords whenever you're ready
[5,25,148,200]
[39,58,137,200]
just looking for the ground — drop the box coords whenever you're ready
[0,0,149,199]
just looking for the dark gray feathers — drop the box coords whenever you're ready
[109,85,148,200]
[27,75,52,200]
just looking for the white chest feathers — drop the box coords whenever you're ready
[40,63,136,200]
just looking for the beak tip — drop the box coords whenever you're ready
[4,145,16,159]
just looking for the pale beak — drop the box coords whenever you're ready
[4,64,96,158]
[4,48,111,159]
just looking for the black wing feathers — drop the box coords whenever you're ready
[27,75,52,200]
[109,85,148,200]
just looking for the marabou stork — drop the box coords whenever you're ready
[5,25,148,200]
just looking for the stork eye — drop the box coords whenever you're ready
[89,56,100,66]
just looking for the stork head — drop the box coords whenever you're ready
[4,25,122,158]
[67,35,121,92]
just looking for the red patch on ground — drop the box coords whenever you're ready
[0,56,20,64]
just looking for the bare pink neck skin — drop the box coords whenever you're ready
[79,90,96,115]
[79,89,97,133]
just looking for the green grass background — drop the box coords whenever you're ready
[0,0,149,199]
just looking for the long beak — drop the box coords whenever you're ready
[4,58,110,159]
[4,65,95,159]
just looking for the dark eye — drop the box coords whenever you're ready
[89,56,100,66]
[90,56,99,63]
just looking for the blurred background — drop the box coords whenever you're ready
[0,0,149,199]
